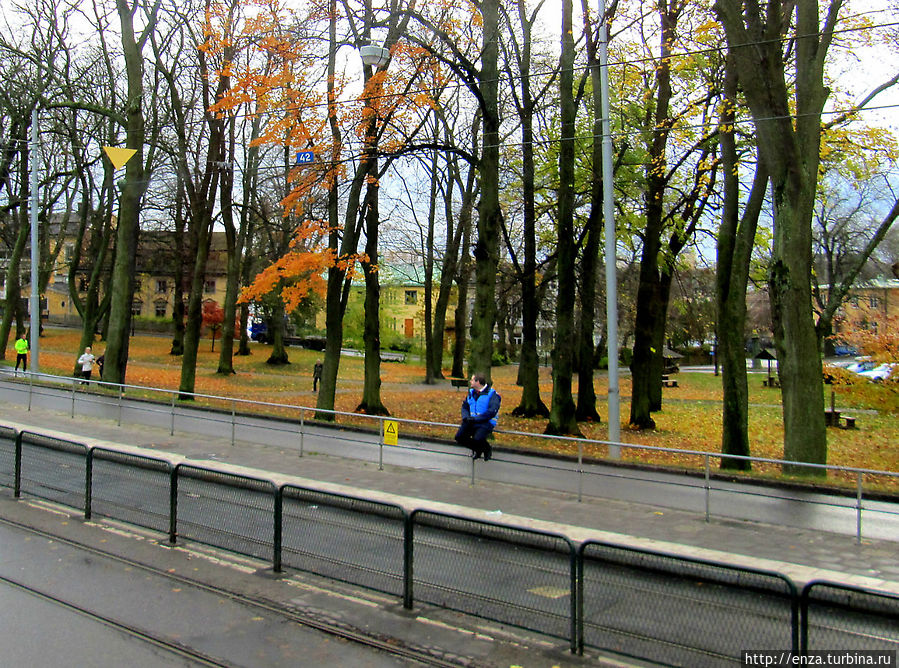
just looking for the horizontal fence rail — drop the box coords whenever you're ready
[0,421,897,663]
[579,541,798,665]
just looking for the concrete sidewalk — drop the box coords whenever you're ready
[2,397,897,594]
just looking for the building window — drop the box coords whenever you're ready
[870,296,880,309]
[131,300,143,317]
[204,280,216,293]
[78,276,88,292]
[155,301,167,318]
[156,279,168,293]
[133,279,142,293]
[405,290,417,305]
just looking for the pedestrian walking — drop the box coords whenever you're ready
[312,359,323,392]
[77,346,96,383]
[96,354,105,380]
[14,334,28,374]
[454,373,501,461]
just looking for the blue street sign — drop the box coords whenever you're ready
[296,151,315,164]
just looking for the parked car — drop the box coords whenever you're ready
[833,344,858,357]
[845,358,875,374]
[857,363,894,382]
[247,320,268,343]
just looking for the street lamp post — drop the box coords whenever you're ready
[29,107,40,374]
[599,0,620,455]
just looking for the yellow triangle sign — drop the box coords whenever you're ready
[103,146,137,169]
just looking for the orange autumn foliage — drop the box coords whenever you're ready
[240,219,332,313]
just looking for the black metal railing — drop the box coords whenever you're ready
[0,423,896,663]
[801,581,899,654]
[579,540,798,665]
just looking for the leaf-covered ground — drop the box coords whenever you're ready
[16,328,899,493]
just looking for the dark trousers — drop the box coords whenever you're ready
[15,353,27,371]
[313,376,321,391]
[455,420,494,459]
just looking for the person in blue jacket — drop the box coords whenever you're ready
[455,372,501,461]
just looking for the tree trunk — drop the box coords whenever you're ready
[104,0,155,386]
[266,301,289,365]
[356,180,388,415]
[546,0,581,437]
[178,213,213,398]
[715,0,831,470]
[216,121,239,376]
[0,156,31,357]
[469,0,501,379]
[717,55,766,471]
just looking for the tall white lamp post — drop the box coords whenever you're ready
[29,108,40,374]
[599,0,620,454]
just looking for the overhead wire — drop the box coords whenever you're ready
[1,12,897,163]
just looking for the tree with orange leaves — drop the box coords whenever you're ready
[239,219,332,363]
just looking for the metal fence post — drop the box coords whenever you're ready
[71,378,76,418]
[168,465,179,544]
[704,455,711,522]
[378,419,384,471]
[273,487,283,573]
[577,440,583,503]
[85,448,93,520]
[231,399,236,446]
[27,372,33,411]
[403,511,414,609]
[299,408,305,458]
[568,541,578,654]
[117,385,124,426]
[14,430,22,498]
[576,544,585,655]
[170,393,176,436]
[856,471,863,544]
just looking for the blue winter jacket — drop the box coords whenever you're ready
[461,386,501,427]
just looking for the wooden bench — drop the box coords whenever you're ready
[663,379,678,388]
[450,377,468,391]
[763,377,780,387]
[841,416,857,429]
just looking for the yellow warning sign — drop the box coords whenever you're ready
[103,146,138,169]
[383,420,398,446]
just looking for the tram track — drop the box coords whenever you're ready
[0,514,469,668]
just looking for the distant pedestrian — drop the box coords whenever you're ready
[96,354,105,380]
[78,346,96,383]
[14,334,28,373]
[454,373,501,461]
[312,359,323,392]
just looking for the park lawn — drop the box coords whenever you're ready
[12,327,899,491]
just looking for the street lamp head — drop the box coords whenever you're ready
[359,44,390,68]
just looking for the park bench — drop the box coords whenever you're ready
[763,376,780,387]
[450,377,468,391]
[841,415,857,429]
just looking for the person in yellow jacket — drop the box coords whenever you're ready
[14,334,29,373]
